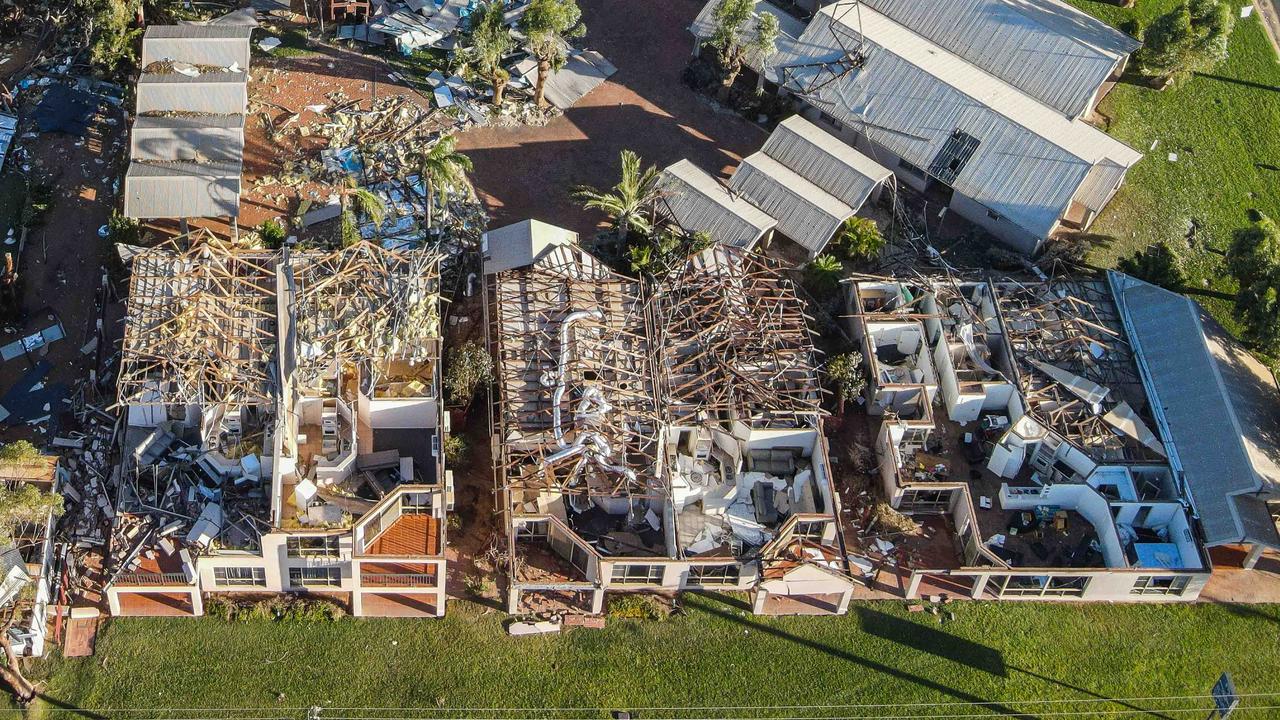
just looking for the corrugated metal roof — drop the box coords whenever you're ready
[130,115,245,163]
[123,161,241,218]
[1110,272,1280,548]
[762,115,891,210]
[141,27,251,68]
[482,219,579,274]
[136,72,248,114]
[659,160,776,248]
[859,0,1137,118]
[768,5,1141,239]
[730,152,853,254]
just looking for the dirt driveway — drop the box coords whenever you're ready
[456,0,767,239]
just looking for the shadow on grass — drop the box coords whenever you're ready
[34,694,108,720]
[1006,667,1181,720]
[1193,72,1280,93]
[1216,601,1280,626]
[694,598,1037,719]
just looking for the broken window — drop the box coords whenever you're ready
[928,130,980,184]
[400,493,432,514]
[793,520,829,541]
[289,567,341,588]
[610,564,664,585]
[212,567,267,587]
[286,535,341,558]
[1131,575,1189,596]
[687,564,741,587]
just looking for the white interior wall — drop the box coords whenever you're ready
[1000,483,1125,567]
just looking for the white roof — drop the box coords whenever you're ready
[660,160,777,248]
[768,4,1142,239]
[482,219,579,274]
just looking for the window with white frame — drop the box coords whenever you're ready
[288,566,341,588]
[794,520,828,541]
[400,492,432,514]
[687,565,740,587]
[611,564,664,585]
[286,535,341,558]
[1131,575,1190,596]
[996,574,1089,598]
[212,566,266,587]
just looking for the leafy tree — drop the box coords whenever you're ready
[519,0,585,108]
[77,0,142,76]
[0,442,63,703]
[824,352,866,414]
[1136,0,1234,85]
[418,133,474,229]
[256,219,287,249]
[443,435,468,466]
[107,212,140,245]
[833,216,885,260]
[1117,240,1186,289]
[705,0,775,89]
[804,253,844,296]
[468,0,515,106]
[573,149,664,245]
[1227,214,1280,353]
[444,341,494,410]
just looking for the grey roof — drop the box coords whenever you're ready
[123,161,241,219]
[859,0,1138,118]
[141,25,252,68]
[729,152,853,255]
[767,5,1141,240]
[130,115,245,163]
[136,72,249,115]
[659,160,777,248]
[761,115,892,211]
[1110,272,1280,549]
[482,219,579,274]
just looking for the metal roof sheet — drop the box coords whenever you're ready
[768,4,1141,239]
[1110,272,1280,548]
[482,219,579,274]
[130,115,245,163]
[762,115,892,210]
[123,161,241,219]
[859,0,1137,117]
[729,152,853,254]
[659,160,777,248]
[141,26,252,68]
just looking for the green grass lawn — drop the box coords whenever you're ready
[1068,0,1280,340]
[22,596,1280,717]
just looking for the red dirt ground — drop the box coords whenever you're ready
[455,0,768,239]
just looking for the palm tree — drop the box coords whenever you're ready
[519,0,585,108]
[468,0,515,106]
[418,133,474,229]
[336,184,387,246]
[804,254,844,296]
[572,149,663,245]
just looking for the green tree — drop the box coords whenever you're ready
[468,0,515,106]
[705,0,775,89]
[0,442,63,703]
[443,435,468,467]
[573,149,664,245]
[1117,240,1186,289]
[824,352,866,414]
[1227,214,1280,353]
[77,0,142,76]
[418,133,474,229]
[833,216,885,260]
[804,253,844,297]
[519,0,585,108]
[256,219,287,249]
[1137,0,1234,85]
[444,341,494,410]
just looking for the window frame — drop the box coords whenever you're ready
[286,535,341,558]
[687,564,741,587]
[212,566,267,587]
[1131,575,1190,596]
[288,566,342,588]
[610,564,664,586]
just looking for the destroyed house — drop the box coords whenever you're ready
[487,231,854,615]
[107,234,450,618]
[692,0,1142,254]
[850,274,1214,601]
[0,455,61,656]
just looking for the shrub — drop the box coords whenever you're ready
[0,440,41,464]
[444,341,494,408]
[833,217,885,260]
[107,213,140,245]
[256,219,287,249]
[204,595,345,622]
[463,574,492,596]
[607,594,667,621]
[443,435,467,466]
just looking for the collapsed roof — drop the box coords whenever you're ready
[658,246,824,424]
